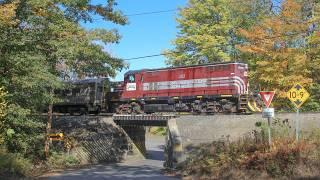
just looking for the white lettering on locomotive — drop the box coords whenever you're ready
[126,83,136,91]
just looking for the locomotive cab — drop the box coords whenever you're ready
[122,71,143,100]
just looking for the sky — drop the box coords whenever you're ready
[82,0,187,81]
[82,0,283,81]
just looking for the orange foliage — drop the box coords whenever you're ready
[237,0,312,100]
[0,2,18,27]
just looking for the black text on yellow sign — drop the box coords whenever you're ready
[286,84,310,108]
[49,133,64,141]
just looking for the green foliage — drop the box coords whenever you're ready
[3,105,45,159]
[48,151,80,169]
[0,148,32,177]
[0,0,128,169]
[164,0,232,65]
[149,127,167,136]
[165,0,320,112]
[0,87,7,145]
[164,0,272,66]
[0,87,6,119]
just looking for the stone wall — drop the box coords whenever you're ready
[176,113,320,147]
[164,113,320,168]
[52,116,132,164]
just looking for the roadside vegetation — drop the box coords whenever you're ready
[179,120,320,179]
[0,0,320,178]
[0,0,127,178]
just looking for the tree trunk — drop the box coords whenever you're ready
[44,103,53,159]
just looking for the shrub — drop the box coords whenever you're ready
[48,151,80,169]
[180,122,320,179]
[0,147,32,177]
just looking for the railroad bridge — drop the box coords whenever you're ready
[51,113,320,169]
[51,114,183,168]
[112,114,176,126]
[112,114,183,167]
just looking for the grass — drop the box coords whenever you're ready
[148,127,167,136]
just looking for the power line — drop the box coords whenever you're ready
[123,53,171,61]
[93,0,281,21]
[93,9,178,20]
[122,31,308,61]
[125,9,177,17]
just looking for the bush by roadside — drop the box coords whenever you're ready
[0,147,32,178]
[48,151,80,169]
[179,120,320,179]
[0,147,81,178]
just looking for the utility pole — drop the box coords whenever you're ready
[44,101,53,159]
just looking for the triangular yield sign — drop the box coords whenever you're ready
[259,91,275,108]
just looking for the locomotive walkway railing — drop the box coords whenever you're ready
[112,114,178,126]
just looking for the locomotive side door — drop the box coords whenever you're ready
[124,72,143,99]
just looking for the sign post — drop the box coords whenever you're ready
[286,84,310,141]
[259,91,275,147]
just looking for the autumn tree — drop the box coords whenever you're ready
[304,0,320,111]
[164,0,272,66]
[237,0,312,108]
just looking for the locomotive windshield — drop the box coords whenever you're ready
[128,74,135,82]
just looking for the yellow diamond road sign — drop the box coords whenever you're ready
[286,84,310,108]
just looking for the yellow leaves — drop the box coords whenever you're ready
[0,1,18,27]
[236,0,313,104]
[33,7,47,17]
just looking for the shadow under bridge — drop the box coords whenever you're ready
[112,114,181,165]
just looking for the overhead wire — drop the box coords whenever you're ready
[124,9,177,17]
[92,9,178,20]
[93,0,282,20]
[122,31,308,61]
[88,0,307,61]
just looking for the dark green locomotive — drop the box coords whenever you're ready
[53,78,122,115]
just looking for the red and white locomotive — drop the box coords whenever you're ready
[117,62,249,114]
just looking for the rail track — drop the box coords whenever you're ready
[36,111,320,119]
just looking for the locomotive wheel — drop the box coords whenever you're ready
[213,105,223,113]
[131,102,143,114]
[116,104,132,114]
[79,107,88,115]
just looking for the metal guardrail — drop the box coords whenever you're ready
[112,114,178,126]
[112,114,178,121]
